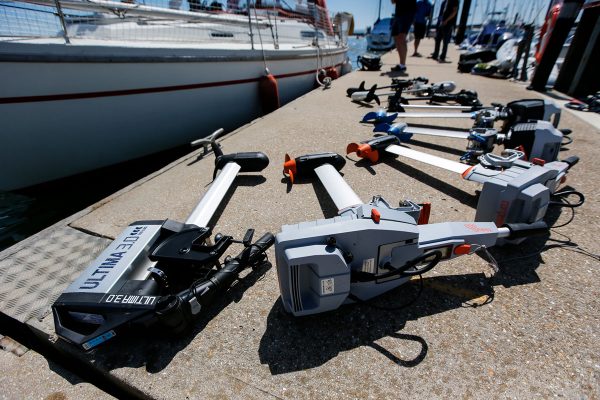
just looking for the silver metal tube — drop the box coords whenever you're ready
[405,126,471,139]
[385,145,471,175]
[314,164,362,212]
[274,9,279,48]
[497,227,511,238]
[401,104,474,110]
[186,162,241,227]
[394,112,475,119]
[26,0,270,27]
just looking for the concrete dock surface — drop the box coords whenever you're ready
[0,342,115,400]
[1,39,599,399]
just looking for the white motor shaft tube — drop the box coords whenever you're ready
[385,145,471,175]
[186,162,241,227]
[398,104,473,110]
[314,164,363,212]
[404,126,471,139]
[394,112,475,118]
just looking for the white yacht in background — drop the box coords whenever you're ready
[366,17,394,51]
[0,0,351,191]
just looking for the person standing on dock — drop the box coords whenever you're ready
[430,0,459,62]
[390,0,417,73]
[412,0,432,57]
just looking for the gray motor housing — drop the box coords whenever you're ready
[275,198,421,316]
[475,166,551,226]
[473,158,571,243]
[505,120,563,162]
[275,197,504,316]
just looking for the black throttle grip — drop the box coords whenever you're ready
[157,232,274,333]
[215,152,270,174]
[503,221,548,239]
[240,232,275,266]
[561,156,579,168]
[211,232,273,283]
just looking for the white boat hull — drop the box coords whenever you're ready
[0,43,347,190]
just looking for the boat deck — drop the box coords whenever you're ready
[1,40,599,399]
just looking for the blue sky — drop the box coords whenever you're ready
[325,0,551,31]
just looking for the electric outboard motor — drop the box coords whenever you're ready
[53,132,273,350]
[347,137,583,242]
[363,99,562,133]
[466,153,578,227]
[276,153,548,316]
[347,77,430,97]
[372,118,566,164]
[349,77,458,105]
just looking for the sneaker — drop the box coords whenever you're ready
[391,64,407,72]
[412,52,422,57]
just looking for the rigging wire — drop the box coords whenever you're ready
[252,3,268,71]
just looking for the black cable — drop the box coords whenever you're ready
[492,229,600,264]
[348,275,424,311]
[394,250,442,276]
[551,204,575,228]
[549,189,584,208]
[561,135,573,146]
[546,231,600,262]
[351,250,442,282]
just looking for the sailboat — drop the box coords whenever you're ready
[366,0,394,51]
[0,0,351,190]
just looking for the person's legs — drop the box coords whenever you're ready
[413,23,425,56]
[391,17,402,68]
[431,26,442,59]
[439,25,453,60]
[396,33,408,65]
[391,14,413,70]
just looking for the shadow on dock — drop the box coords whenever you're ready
[204,174,267,228]
[258,272,495,374]
[79,260,272,374]
[349,156,479,208]
[404,138,468,157]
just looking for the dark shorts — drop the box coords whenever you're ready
[414,22,426,39]
[391,13,415,36]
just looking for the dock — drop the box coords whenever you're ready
[1,40,599,399]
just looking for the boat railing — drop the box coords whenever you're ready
[0,0,345,48]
